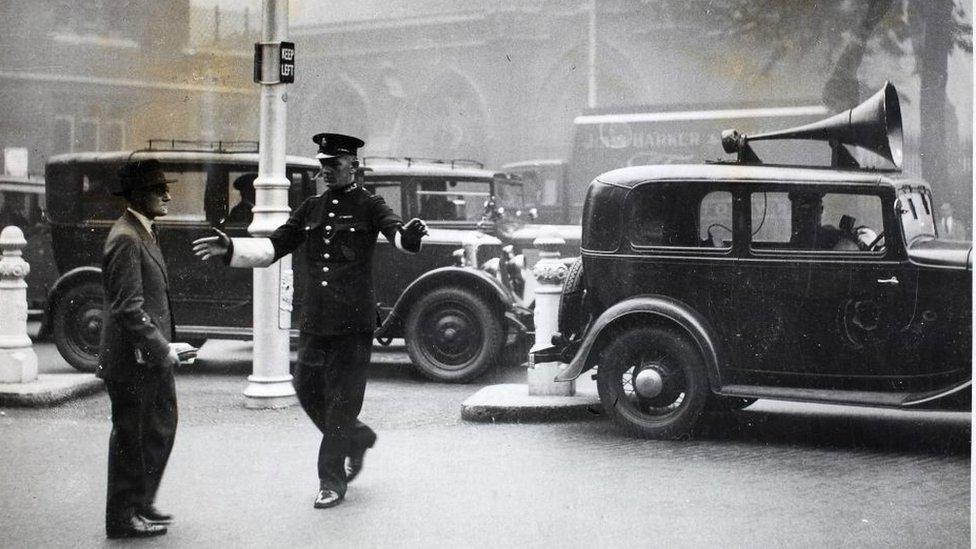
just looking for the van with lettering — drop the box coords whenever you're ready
[504,100,829,225]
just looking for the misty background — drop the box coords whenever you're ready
[0,0,971,216]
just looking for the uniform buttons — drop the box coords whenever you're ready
[322,267,330,272]
[328,212,335,218]
[331,199,339,204]
[350,228,356,232]
[323,253,330,259]
[324,239,331,244]
[320,281,328,287]
[325,225,332,231]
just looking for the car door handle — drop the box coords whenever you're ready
[877,276,899,285]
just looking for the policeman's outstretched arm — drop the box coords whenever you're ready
[191,228,231,261]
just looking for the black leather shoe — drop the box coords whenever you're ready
[345,439,375,482]
[140,505,174,524]
[313,488,343,509]
[106,515,168,539]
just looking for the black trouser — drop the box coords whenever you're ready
[293,332,377,496]
[104,371,178,527]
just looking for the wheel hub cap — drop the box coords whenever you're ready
[633,367,664,398]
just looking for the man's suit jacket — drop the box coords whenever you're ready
[96,211,175,382]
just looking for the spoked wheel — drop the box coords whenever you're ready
[597,325,709,439]
[52,281,105,372]
[405,287,504,383]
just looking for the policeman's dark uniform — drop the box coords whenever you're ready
[224,134,422,499]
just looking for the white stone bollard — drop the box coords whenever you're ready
[0,226,38,383]
[527,235,574,396]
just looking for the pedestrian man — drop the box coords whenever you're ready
[192,133,428,509]
[939,202,968,240]
[97,159,182,538]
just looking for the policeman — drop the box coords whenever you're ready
[192,133,427,509]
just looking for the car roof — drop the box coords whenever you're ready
[501,159,566,169]
[47,150,320,168]
[362,157,501,179]
[0,175,45,194]
[595,163,924,189]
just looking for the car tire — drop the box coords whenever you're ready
[52,281,105,373]
[405,286,504,383]
[597,325,710,439]
[557,257,586,338]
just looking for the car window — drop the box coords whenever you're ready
[417,178,490,221]
[581,182,624,252]
[750,190,884,252]
[225,170,257,227]
[160,168,207,222]
[0,191,43,234]
[750,191,792,244]
[81,165,125,220]
[365,180,403,216]
[628,182,712,248]
[699,191,733,249]
[494,177,525,212]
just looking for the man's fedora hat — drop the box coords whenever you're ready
[312,133,365,160]
[114,159,177,196]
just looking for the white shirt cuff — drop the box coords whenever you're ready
[229,238,275,268]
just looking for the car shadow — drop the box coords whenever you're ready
[701,404,971,457]
[573,402,970,457]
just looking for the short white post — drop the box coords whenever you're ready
[527,235,574,396]
[0,226,37,383]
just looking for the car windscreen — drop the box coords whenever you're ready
[897,186,936,244]
[494,176,527,218]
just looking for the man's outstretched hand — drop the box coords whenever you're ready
[403,218,428,238]
[192,228,231,261]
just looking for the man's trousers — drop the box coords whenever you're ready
[293,332,378,496]
[104,370,177,526]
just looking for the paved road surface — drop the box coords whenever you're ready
[1,338,969,548]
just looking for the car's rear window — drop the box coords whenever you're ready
[624,182,733,250]
[581,181,624,252]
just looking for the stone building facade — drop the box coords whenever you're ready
[0,1,970,211]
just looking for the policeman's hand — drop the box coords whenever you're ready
[403,218,429,237]
[191,228,231,260]
[160,345,180,369]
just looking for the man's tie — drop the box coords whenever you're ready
[150,224,159,242]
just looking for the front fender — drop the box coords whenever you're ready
[375,266,522,339]
[553,295,723,386]
[40,266,102,336]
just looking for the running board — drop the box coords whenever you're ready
[718,381,972,409]
[177,325,301,340]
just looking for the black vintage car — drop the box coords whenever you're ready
[0,175,57,318]
[43,143,532,382]
[542,83,971,439]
